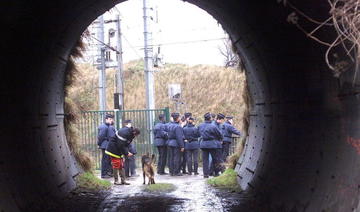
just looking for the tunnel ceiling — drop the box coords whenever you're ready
[1,0,360,211]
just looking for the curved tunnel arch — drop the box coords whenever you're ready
[1,0,360,211]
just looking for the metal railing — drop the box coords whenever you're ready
[78,108,170,169]
[78,109,242,169]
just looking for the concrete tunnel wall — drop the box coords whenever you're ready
[1,0,360,211]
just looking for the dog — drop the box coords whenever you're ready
[141,153,156,185]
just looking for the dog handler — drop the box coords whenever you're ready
[105,126,140,185]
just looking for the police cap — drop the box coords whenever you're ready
[184,112,192,118]
[124,119,132,124]
[226,116,233,120]
[171,112,180,119]
[158,114,165,120]
[217,113,225,120]
[105,114,114,119]
[204,112,212,120]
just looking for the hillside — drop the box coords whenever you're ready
[69,60,247,130]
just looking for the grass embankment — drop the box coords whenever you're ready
[143,183,176,193]
[76,172,111,190]
[71,60,246,129]
[207,169,241,192]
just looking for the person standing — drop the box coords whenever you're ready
[222,116,241,162]
[212,113,226,175]
[106,125,140,185]
[153,114,168,175]
[124,142,138,177]
[167,112,185,176]
[97,114,114,178]
[183,117,200,175]
[198,113,223,178]
[180,112,192,174]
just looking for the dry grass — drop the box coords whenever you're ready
[71,60,247,130]
[64,37,94,172]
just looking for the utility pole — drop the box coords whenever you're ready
[114,14,124,111]
[97,15,107,111]
[143,0,155,111]
[143,0,155,144]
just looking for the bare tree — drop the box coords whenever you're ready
[218,38,241,68]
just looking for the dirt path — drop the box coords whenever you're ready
[97,168,243,212]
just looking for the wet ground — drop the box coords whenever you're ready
[96,168,244,212]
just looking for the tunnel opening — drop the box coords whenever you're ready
[70,0,248,173]
[2,0,360,211]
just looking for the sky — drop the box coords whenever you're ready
[85,0,228,66]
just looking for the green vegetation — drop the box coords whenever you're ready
[207,168,241,192]
[143,183,176,193]
[76,172,111,190]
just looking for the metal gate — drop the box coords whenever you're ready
[78,108,170,169]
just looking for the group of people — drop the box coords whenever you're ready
[97,114,140,185]
[97,111,241,185]
[154,112,241,178]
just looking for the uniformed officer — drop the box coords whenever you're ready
[183,117,200,175]
[97,114,115,178]
[153,114,168,175]
[222,116,241,162]
[124,142,137,177]
[180,113,192,174]
[106,125,140,185]
[198,112,223,178]
[167,112,185,176]
[210,113,226,176]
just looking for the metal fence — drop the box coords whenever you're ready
[78,108,170,169]
[78,109,242,169]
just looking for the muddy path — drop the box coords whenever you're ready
[97,168,243,212]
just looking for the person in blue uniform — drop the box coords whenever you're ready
[124,142,137,177]
[183,117,200,175]
[198,112,223,178]
[167,112,185,176]
[153,114,168,175]
[222,116,241,162]
[97,114,115,178]
[209,113,226,176]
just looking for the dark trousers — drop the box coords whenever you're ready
[157,146,167,174]
[168,146,181,175]
[101,149,112,177]
[202,148,220,176]
[181,151,187,173]
[209,149,223,175]
[186,149,199,173]
[222,142,230,162]
[124,155,136,177]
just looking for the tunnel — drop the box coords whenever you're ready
[1,0,360,211]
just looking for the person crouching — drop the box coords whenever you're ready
[105,126,140,185]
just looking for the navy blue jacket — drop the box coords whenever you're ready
[153,121,168,146]
[128,142,137,154]
[183,123,200,150]
[223,122,241,143]
[105,126,136,158]
[167,122,185,148]
[198,121,223,149]
[97,123,116,149]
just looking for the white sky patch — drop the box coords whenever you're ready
[105,0,227,66]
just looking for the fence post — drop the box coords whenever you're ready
[114,109,119,129]
[164,107,170,122]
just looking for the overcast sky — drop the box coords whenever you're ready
[96,0,227,66]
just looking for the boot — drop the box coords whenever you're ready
[113,168,121,185]
[119,169,130,185]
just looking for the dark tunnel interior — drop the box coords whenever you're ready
[2,0,360,211]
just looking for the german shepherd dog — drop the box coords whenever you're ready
[141,153,156,185]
